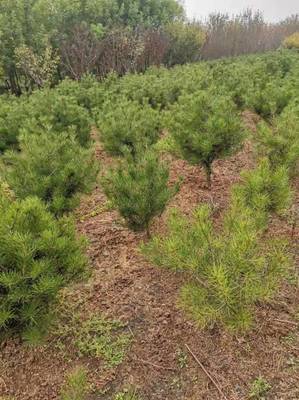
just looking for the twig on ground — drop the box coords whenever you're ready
[185,344,228,400]
[273,319,298,327]
[128,325,135,338]
[134,357,176,372]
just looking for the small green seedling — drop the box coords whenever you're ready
[61,367,89,400]
[249,377,271,399]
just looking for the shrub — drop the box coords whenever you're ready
[0,193,87,341]
[110,70,182,110]
[233,159,293,228]
[56,76,105,115]
[97,98,161,156]
[110,63,208,111]
[164,22,206,67]
[166,91,245,186]
[61,367,89,400]
[263,50,294,77]
[24,90,92,147]
[15,44,59,90]
[257,107,299,174]
[283,32,299,50]
[245,81,292,120]
[3,130,98,216]
[142,204,290,331]
[101,149,178,235]
[206,61,256,109]
[0,96,29,152]
[0,90,92,151]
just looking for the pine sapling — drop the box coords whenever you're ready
[0,191,87,341]
[257,107,299,175]
[101,149,178,236]
[166,91,245,187]
[245,80,292,120]
[97,98,161,157]
[142,203,291,331]
[3,129,98,216]
[233,158,292,229]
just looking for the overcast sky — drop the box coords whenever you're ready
[184,0,299,22]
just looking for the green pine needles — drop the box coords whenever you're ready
[0,96,29,152]
[3,130,98,216]
[98,98,161,156]
[0,89,92,152]
[233,158,292,229]
[102,149,178,235]
[0,189,87,342]
[56,75,105,114]
[257,105,299,174]
[166,91,246,186]
[142,204,290,331]
[245,80,292,120]
[24,90,92,147]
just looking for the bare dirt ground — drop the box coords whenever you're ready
[0,112,298,400]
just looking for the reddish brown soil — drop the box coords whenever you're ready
[0,112,298,400]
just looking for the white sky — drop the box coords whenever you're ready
[183,0,299,22]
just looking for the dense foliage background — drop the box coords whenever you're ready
[0,1,298,95]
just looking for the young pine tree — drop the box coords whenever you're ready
[142,204,290,331]
[56,75,105,114]
[0,90,92,152]
[3,130,98,216]
[0,189,87,342]
[166,91,245,187]
[97,98,161,157]
[24,89,92,147]
[245,80,292,120]
[233,158,292,229]
[0,96,29,153]
[101,149,178,236]
[257,106,299,175]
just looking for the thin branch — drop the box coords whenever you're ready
[185,344,228,400]
[273,319,299,327]
[134,357,176,372]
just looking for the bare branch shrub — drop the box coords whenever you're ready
[60,24,102,80]
[202,10,299,60]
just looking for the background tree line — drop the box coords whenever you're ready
[0,1,299,95]
[201,9,299,59]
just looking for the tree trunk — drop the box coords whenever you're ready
[9,69,22,96]
[204,163,212,189]
[146,224,151,239]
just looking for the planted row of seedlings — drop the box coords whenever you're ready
[96,51,299,332]
[0,50,298,344]
[99,101,298,333]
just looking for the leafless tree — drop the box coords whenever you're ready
[202,10,299,60]
[60,24,102,80]
[95,28,168,77]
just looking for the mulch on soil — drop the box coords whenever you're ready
[0,112,298,400]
